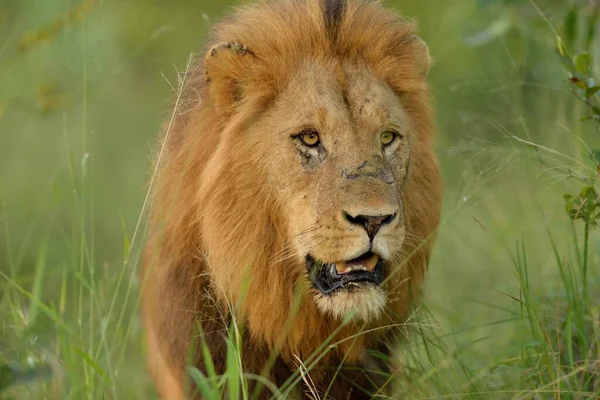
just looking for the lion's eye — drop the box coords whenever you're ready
[380,130,398,146]
[298,130,320,147]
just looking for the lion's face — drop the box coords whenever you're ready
[243,62,414,322]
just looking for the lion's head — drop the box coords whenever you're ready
[151,0,442,361]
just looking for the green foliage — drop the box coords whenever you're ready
[559,49,600,122]
[1,0,599,398]
[564,186,600,225]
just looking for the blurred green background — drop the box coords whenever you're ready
[1,0,599,398]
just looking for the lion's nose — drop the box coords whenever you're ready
[343,211,397,240]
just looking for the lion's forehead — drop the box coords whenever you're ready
[273,62,410,138]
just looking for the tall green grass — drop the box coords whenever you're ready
[0,0,598,399]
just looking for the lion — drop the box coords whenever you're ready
[141,0,442,399]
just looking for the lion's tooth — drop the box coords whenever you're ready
[365,254,379,272]
[336,261,348,275]
[347,264,367,272]
[336,255,379,275]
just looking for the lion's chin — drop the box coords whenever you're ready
[315,286,386,323]
[306,252,387,323]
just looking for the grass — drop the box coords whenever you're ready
[0,0,599,399]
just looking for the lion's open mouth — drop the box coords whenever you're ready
[306,252,384,295]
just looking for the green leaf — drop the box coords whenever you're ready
[564,194,577,219]
[558,51,576,74]
[29,239,48,324]
[580,115,599,122]
[195,322,217,388]
[591,149,600,165]
[74,347,112,385]
[226,335,241,400]
[557,36,566,57]
[563,187,600,223]
[565,312,574,368]
[121,217,130,260]
[188,366,219,399]
[574,52,592,75]
[557,49,577,75]
[74,271,92,291]
[580,185,596,199]
[586,86,600,97]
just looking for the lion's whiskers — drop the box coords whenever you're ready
[270,224,321,255]
[271,226,326,264]
[271,236,329,265]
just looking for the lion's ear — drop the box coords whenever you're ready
[410,35,432,76]
[204,41,256,114]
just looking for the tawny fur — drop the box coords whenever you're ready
[141,0,442,399]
